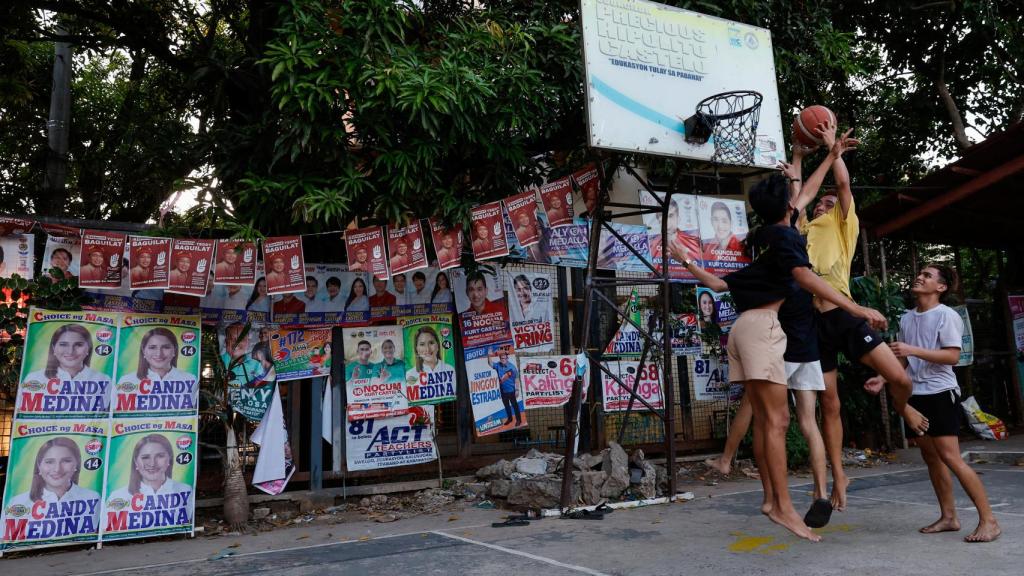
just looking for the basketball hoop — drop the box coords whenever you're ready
[684,91,763,166]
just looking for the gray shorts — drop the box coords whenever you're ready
[785,360,825,391]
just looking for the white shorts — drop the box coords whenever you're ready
[785,360,825,391]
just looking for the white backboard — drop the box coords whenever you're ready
[581,0,785,166]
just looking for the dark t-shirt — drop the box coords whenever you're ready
[723,224,811,314]
[778,211,818,362]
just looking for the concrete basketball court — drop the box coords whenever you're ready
[4,441,1021,576]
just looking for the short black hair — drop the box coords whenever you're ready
[413,271,426,282]
[326,276,341,288]
[748,174,789,224]
[925,263,958,303]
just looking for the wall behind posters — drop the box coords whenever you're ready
[0,309,201,552]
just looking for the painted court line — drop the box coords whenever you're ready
[432,531,611,576]
[846,495,1024,518]
[709,466,930,499]
[77,523,494,576]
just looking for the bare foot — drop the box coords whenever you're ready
[965,519,1001,543]
[760,501,773,516]
[920,517,960,534]
[767,508,822,542]
[705,456,731,475]
[830,473,850,512]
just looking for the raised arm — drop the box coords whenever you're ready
[791,266,887,331]
[668,236,728,292]
[832,153,853,219]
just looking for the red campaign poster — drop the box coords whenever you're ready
[539,176,574,228]
[387,221,427,276]
[214,239,258,285]
[573,164,601,216]
[345,226,389,280]
[128,235,171,289]
[263,236,307,295]
[79,230,126,289]
[40,222,80,237]
[504,191,540,248]
[0,216,34,236]
[428,218,463,271]
[469,201,509,260]
[167,238,216,295]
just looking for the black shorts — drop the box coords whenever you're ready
[816,307,884,372]
[904,390,962,437]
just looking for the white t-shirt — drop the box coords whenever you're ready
[6,483,101,511]
[23,366,110,385]
[899,304,963,396]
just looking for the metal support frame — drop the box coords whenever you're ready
[560,155,685,508]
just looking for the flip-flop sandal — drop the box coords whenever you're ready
[492,516,530,528]
[803,498,833,528]
[561,508,605,520]
[593,503,614,515]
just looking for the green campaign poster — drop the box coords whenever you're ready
[400,314,456,406]
[112,313,201,418]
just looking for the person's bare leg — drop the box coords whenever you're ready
[819,369,848,511]
[915,435,960,534]
[751,380,821,542]
[795,390,828,501]
[706,393,753,476]
[746,387,773,515]
[931,435,1001,542]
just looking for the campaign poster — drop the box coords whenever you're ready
[346,406,438,471]
[166,239,215,296]
[693,356,729,402]
[268,326,332,382]
[345,226,389,280]
[15,309,117,420]
[112,313,201,418]
[572,163,601,217]
[0,420,108,551]
[400,315,456,406]
[597,222,651,273]
[465,340,528,437]
[506,270,554,353]
[271,264,352,325]
[387,222,428,276]
[127,236,171,290]
[697,196,750,275]
[262,236,306,295]
[43,235,81,281]
[601,359,664,412]
[1010,295,1024,353]
[670,313,702,356]
[604,289,644,357]
[218,319,275,420]
[546,217,589,268]
[213,240,258,285]
[100,416,198,542]
[696,287,736,334]
[79,231,126,289]
[519,355,589,408]
[953,305,974,367]
[343,325,408,421]
[504,191,541,248]
[519,210,557,265]
[428,218,463,272]
[640,191,700,279]
[0,216,34,236]
[540,175,575,228]
[0,233,33,280]
[469,201,509,260]
[251,384,295,495]
[452,268,511,348]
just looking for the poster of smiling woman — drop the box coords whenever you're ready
[15,309,118,420]
[0,420,108,551]
[112,313,201,419]
[99,416,198,542]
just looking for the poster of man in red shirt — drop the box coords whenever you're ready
[128,236,171,289]
[469,201,509,261]
[452,268,511,348]
[428,218,463,271]
[697,196,750,276]
[165,238,215,296]
[79,230,126,289]
[214,239,257,285]
[345,226,388,280]
[539,175,574,228]
[640,191,701,280]
[262,236,306,295]
[503,191,540,248]
[572,164,601,217]
[387,221,427,275]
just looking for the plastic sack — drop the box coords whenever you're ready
[961,395,1008,441]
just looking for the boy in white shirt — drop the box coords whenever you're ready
[866,264,1000,543]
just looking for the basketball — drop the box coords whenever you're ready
[792,105,836,147]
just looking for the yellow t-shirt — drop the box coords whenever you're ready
[801,199,859,299]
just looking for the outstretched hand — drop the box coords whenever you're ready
[863,375,885,395]
[829,128,859,158]
[778,160,800,181]
[818,117,838,150]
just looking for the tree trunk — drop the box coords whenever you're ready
[222,423,250,531]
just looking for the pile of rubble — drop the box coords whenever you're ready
[471,443,667,509]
